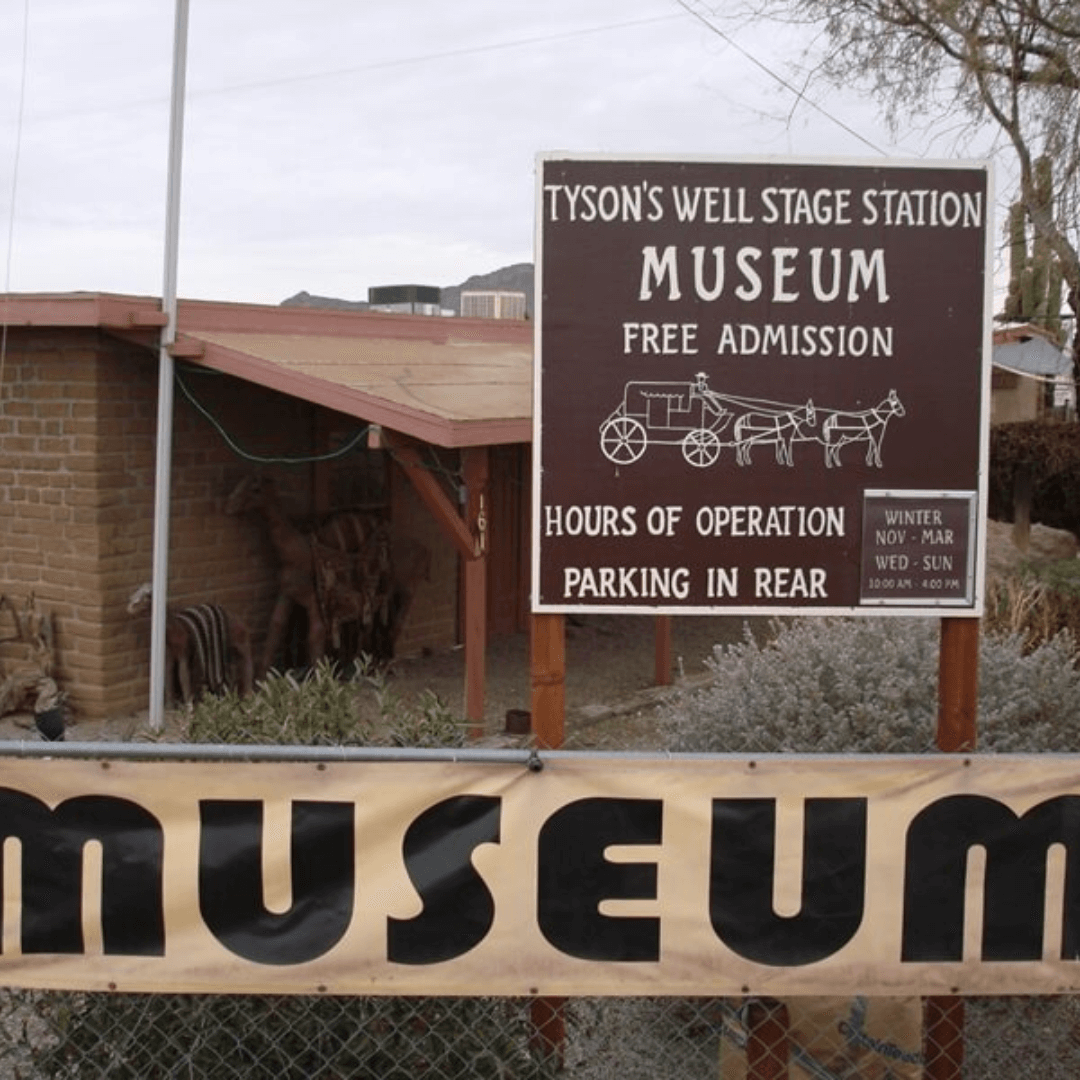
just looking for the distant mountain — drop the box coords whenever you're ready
[280,262,535,317]
[279,290,371,312]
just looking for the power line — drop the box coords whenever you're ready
[191,13,689,100]
[673,0,888,156]
[176,366,371,465]
[8,13,691,127]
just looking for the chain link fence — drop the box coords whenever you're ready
[1,614,1079,1077]
[1,987,1077,1078]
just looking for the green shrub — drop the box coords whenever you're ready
[989,421,1080,535]
[185,657,467,749]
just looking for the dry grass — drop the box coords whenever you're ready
[984,563,1080,651]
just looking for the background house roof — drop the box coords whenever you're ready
[992,324,1071,379]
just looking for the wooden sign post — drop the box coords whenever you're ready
[924,615,980,1079]
[937,616,980,753]
[529,611,566,1064]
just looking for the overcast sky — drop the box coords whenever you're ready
[0,0,1010,307]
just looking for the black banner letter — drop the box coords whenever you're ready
[388,795,501,964]
[710,797,866,965]
[537,797,662,962]
[199,800,354,965]
[0,789,164,956]
[903,794,1080,962]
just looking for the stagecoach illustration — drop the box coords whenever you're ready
[598,374,904,470]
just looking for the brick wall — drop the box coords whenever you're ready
[0,328,142,718]
[0,331,305,717]
[0,331,327,718]
[0,328,469,721]
[134,365,320,700]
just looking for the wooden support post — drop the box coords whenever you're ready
[463,555,486,736]
[529,612,566,1066]
[654,614,673,686]
[937,617,979,753]
[529,994,566,1070]
[384,432,489,736]
[531,612,565,750]
[925,615,979,1080]
[462,447,489,736]
[923,996,965,1080]
[1012,465,1032,553]
[746,998,791,1080]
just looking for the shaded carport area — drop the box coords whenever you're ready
[166,299,533,729]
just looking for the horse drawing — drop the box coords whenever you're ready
[821,390,905,468]
[734,401,816,467]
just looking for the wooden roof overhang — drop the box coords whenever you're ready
[0,292,534,448]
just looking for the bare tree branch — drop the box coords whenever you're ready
[708,0,1080,387]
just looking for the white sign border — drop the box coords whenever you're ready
[531,151,994,619]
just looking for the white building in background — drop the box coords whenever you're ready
[461,290,528,320]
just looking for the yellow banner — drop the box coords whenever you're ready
[0,754,1077,996]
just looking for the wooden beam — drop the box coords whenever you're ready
[923,995,965,1080]
[385,434,476,559]
[937,617,979,753]
[529,610,567,1069]
[1012,465,1032,552]
[531,613,565,750]
[926,616,979,1079]
[167,335,205,359]
[529,995,566,1071]
[462,447,489,734]
[746,998,791,1080]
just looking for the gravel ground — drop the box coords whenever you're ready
[0,612,759,749]
[379,612,758,750]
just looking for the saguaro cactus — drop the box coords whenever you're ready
[1004,156,1064,342]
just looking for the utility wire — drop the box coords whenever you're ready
[674,0,888,156]
[9,13,689,126]
[191,13,687,100]
[175,366,467,489]
[176,367,371,465]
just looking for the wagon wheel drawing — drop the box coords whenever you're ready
[681,428,721,467]
[600,416,647,465]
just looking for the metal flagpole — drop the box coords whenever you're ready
[149,0,190,732]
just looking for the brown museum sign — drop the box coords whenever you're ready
[532,154,991,615]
